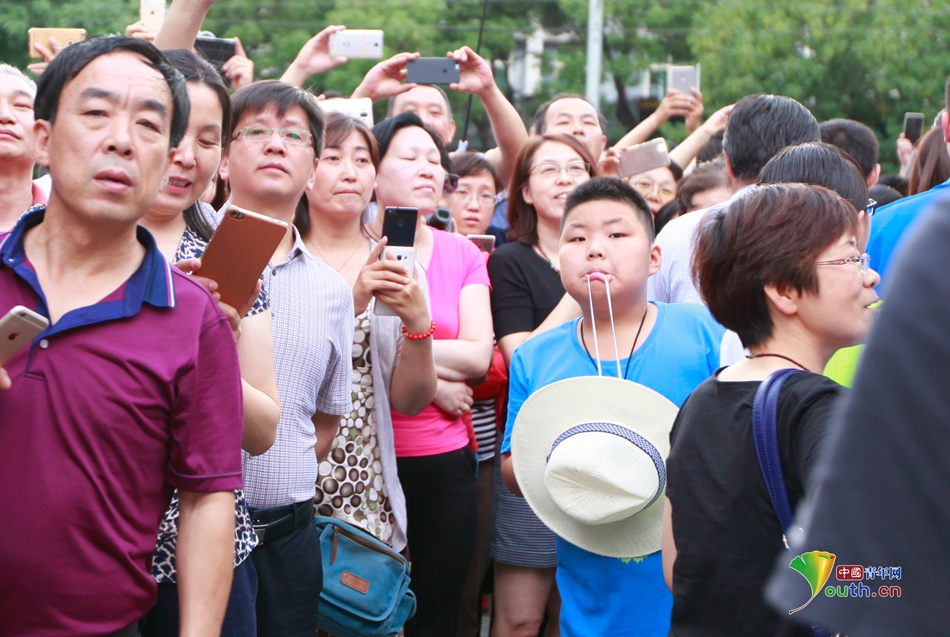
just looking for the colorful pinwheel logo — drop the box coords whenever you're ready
[788,550,837,614]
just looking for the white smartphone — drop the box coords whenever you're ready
[318,97,374,128]
[374,246,416,317]
[619,138,671,178]
[667,64,700,95]
[140,0,166,34]
[328,30,384,59]
[0,306,49,365]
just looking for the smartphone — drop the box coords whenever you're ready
[328,30,384,59]
[318,97,374,128]
[195,35,237,67]
[467,234,495,253]
[667,64,700,95]
[139,0,166,34]
[406,58,461,85]
[381,207,419,247]
[373,247,417,316]
[28,28,87,58]
[619,138,671,179]
[903,112,925,144]
[195,206,289,309]
[0,306,49,365]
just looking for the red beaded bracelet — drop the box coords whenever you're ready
[402,320,436,340]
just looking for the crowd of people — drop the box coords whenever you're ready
[2,0,948,635]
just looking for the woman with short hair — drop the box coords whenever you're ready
[663,183,880,637]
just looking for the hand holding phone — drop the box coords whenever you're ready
[28,28,86,59]
[0,306,49,366]
[406,58,460,85]
[381,207,419,247]
[374,247,418,317]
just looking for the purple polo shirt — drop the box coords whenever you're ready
[0,207,244,636]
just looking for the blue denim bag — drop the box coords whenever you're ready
[314,516,416,637]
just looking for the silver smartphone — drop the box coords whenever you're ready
[328,30,384,59]
[619,138,671,179]
[467,234,495,253]
[667,64,700,95]
[139,0,166,34]
[374,247,417,317]
[318,97,374,128]
[0,306,49,365]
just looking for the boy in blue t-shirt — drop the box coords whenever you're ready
[500,178,724,637]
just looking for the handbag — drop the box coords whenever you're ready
[752,369,835,637]
[314,516,417,637]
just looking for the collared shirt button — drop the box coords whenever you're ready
[272,269,278,276]
[39,339,49,349]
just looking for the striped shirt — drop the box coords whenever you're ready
[242,227,355,509]
[471,398,498,461]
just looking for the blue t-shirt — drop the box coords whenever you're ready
[502,302,725,637]
[867,179,950,293]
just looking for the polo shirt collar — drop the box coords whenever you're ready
[0,206,176,334]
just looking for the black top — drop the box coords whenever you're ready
[667,371,842,637]
[766,195,950,636]
[487,240,564,339]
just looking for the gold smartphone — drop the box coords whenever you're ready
[28,27,87,58]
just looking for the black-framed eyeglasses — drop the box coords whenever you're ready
[866,198,877,217]
[816,253,871,273]
[232,125,313,146]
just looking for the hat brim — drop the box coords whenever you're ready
[511,376,678,558]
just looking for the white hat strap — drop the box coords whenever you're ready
[584,274,624,379]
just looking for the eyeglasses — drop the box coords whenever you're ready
[232,125,313,146]
[443,173,459,196]
[632,179,676,203]
[453,188,496,206]
[816,253,871,273]
[529,161,590,179]
[865,198,877,217]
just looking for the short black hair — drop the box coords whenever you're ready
[819,119,879,179]
[876,173,908,197]
[562,177,655,242]
[759,142,869,213]
[452,152,501,192]
[533,93,608,135]
[868,184,903,207]
[722,95,820,182]
[230,80,326,158]
[34,35,189,148]
[373,111,452,173]
[697,130,724,163]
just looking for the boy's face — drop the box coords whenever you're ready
[559,200,661,309]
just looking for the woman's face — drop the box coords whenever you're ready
[522,141,591,227]
[629,166,676,215]
[449,170,497,236]
[151,82,224,218]
[307,129,376,220]
[795,233,881,351]
[374,126,445,214]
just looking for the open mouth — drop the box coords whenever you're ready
[166,177,192,189]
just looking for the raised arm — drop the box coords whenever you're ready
[154,0,216,50]
[448,46,527,184]
[612,89,695,151]
[280,25,349,87]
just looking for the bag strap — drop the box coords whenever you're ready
[751,368,802,537]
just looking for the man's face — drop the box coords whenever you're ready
[33,50,174,225]
[391,86,456,145]
[544,97,606,161]
[0,72,36,166]
[221,104,317,209]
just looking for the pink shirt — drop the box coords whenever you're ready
[391,228,491,457]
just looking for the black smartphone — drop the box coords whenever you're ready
[406,58,461,85]
[903,112,924,144]
[195,36,237,83]
[381,207,419,247]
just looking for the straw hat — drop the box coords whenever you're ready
[510,376,679,558]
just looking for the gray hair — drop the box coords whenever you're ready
[0,64,37,96]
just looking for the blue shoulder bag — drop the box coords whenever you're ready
[314,515,417,637]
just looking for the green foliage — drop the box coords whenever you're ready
[1,0,948,169]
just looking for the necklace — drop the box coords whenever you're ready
[534,243,559,274]
[746,352,811,372]
[311,235,367,272]
[579,305,649,379]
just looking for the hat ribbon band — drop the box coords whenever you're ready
[546,422,667,511]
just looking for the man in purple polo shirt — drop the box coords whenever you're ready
[0,36,244,636]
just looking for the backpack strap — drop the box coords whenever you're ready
[751,368,802,538]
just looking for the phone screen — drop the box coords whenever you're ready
[382,207,419,247]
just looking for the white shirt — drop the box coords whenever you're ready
[649,185,756,304]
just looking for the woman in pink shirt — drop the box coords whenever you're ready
[368,112,494,637]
